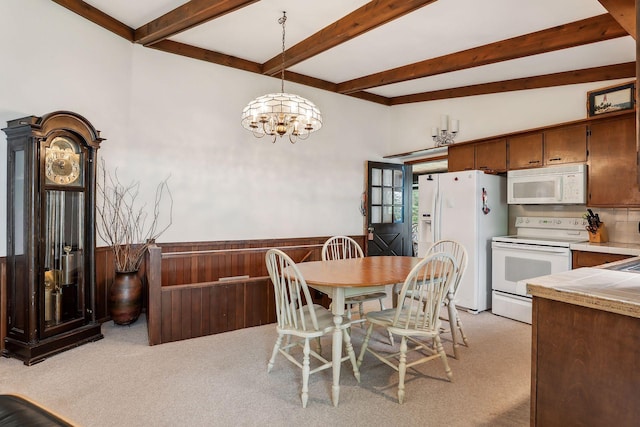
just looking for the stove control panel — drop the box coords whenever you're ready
[515,216,588,230]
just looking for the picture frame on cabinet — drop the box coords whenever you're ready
[587,81,635,117]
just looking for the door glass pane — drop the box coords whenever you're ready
[371,206,381,223]
[393,189,403,204]
[393,170,403,187]
[383,206,392,223]
[393,206,403,223]
[382,169,392,187]
[371,168,382,186]
[371,187,382,205]
[383,188,392,204]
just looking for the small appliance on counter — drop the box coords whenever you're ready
[491,216,589,324]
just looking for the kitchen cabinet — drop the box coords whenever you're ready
[572,250,632,268]
[507,133,543,169]
[447,139,506,173]
[447,143,475,172]
[474,138,507,172]
[588,115,640,206]
[530,293,640,426]
[544,124,587,165]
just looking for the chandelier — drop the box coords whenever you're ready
[431,115,459,146]
[241,12,322,144]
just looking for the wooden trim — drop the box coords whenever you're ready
[146,245,162,346]
[51,0,134,41]
[337,14,627,94]
[261,0,437,76]
[134,0,258,46]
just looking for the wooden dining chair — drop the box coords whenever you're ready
[265,248,360,408]
[425,240,469,359]
[357,252,458,404]
[321,236,388,325]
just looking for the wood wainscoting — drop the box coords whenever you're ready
[2,236,365,349]
[144,236,365,345]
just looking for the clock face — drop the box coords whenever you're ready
[45,136,82,186]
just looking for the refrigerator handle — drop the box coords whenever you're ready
[432,186,439,242]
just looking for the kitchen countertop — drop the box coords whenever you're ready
[570,241,640,256]
[527,261,640,319]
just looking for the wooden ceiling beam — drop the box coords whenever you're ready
[261,0,437,76]
[51,0,134,41]
[390,62,636,105]
[148,40,390,105]
[134,0,259,46]
[598,0,636,39]
[338,14,629,94]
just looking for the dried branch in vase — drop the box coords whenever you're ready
[96,159,173,272]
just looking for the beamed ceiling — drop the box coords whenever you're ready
[52,0,636,106]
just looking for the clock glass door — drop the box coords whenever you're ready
[41,132,88,336]
[42,190,86,335]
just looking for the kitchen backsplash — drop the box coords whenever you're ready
[508,205,640,244]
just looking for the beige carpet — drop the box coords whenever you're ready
[0,306,531,427]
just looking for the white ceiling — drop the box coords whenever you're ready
[76,0,635,100]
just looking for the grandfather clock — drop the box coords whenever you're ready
[3,111,104,365]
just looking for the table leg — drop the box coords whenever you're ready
[331,288,345,407]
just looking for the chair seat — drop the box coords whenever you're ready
[366,307,441,336]
[277,304,347,337]
[345,292,387,304]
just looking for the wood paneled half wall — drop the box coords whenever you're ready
[1,236,365,350]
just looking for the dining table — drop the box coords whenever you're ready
[293,255,422,406]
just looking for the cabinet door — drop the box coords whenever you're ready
[544,124,587,165]
[572,250,632,268]
[508,133,543,169]
[475,138,506,172]
[588,115,640,206]
[447,144,475,172]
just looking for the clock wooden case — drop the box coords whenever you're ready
[3,111,104,365]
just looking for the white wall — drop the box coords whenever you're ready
[388,81,635,156]
[0,1,391,256]
[1,2,635,257]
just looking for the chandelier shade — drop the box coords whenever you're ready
[241,92,323,142]
[241,12,322,144]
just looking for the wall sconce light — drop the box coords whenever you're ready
[431,115,459,146]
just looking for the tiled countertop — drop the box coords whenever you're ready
[570,241,640,256]
[527,264,640,319]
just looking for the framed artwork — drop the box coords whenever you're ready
[587,81,635,117]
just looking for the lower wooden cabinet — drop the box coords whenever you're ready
[572,250,633,268]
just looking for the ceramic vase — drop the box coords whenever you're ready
[109,271,142,325]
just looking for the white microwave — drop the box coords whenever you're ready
[507,164,586,204]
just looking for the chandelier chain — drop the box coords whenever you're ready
[279,12,286,93]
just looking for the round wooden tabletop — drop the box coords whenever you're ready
[294,256,422,287]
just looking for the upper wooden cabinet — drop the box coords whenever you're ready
[508,133,543,169]
[588,115,640,206]
[475,139,507,172]
[447,143,475,172]
[449,139,506,173]
[544,124,587,166]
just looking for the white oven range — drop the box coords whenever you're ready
[491,216,589,324]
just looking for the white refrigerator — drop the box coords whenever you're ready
[417,171,507,312]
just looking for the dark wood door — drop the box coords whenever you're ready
[588,115,640,206]
[366,161,412,256]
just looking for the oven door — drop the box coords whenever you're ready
[491,241,571,296]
